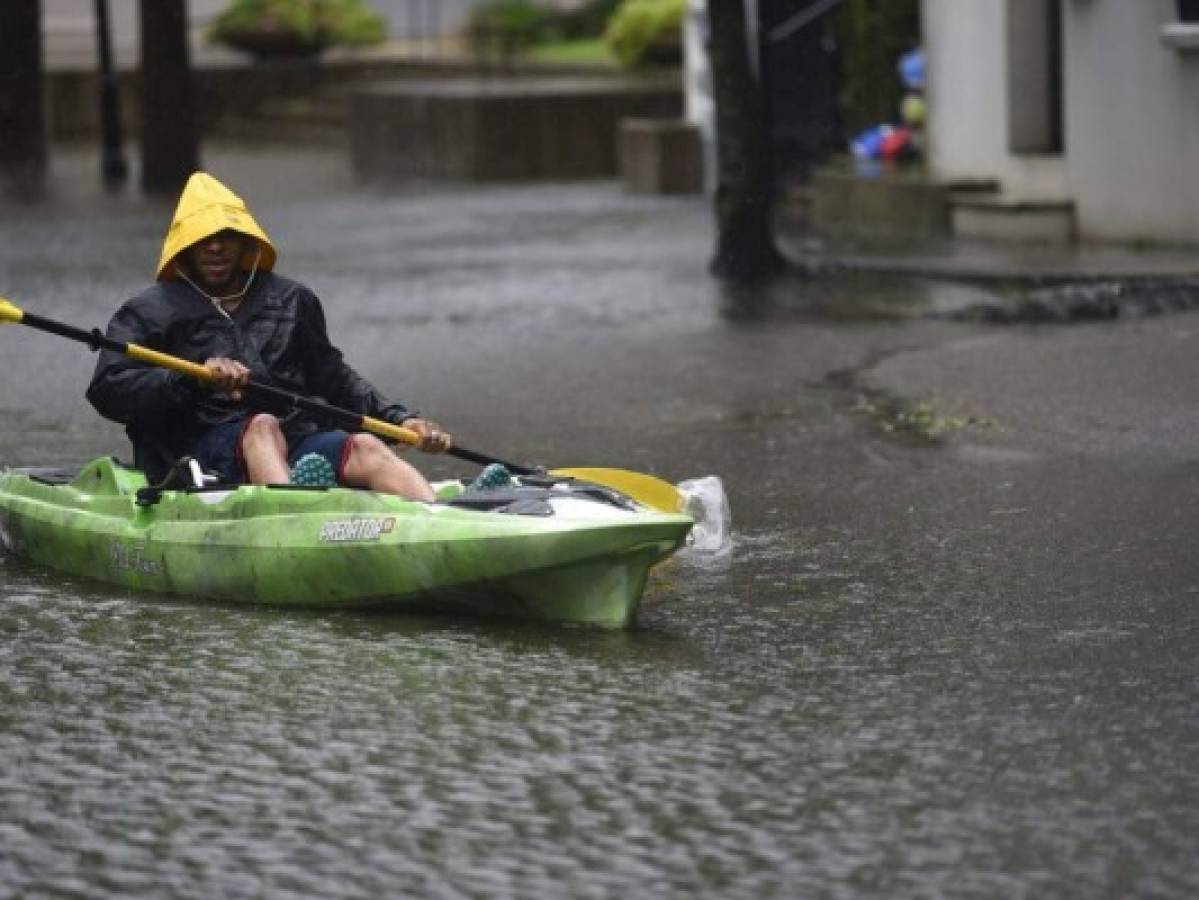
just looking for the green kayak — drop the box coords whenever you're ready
[0,457,694,627]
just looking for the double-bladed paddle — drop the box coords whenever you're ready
[0,297,683,512]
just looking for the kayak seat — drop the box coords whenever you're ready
[25,466,84,485]
[24,457,133,486]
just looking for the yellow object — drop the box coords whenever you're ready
[550,467,684,514]
[901,94,926,127]
[122,346,423,446]
[156,172,277,281]
[0,297,24,324]
[125,343,424,447]
[125,344,214,382]
[361,415,421,448]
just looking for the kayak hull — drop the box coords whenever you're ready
[0,458,692,627]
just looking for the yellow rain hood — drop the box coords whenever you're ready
[156,172,277,281]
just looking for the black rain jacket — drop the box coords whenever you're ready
[86,272,412,482]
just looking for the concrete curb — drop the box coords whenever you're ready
[780,240,1199,287]
[777,229,1199,324]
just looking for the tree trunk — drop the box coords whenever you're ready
[707,0,784,281]
[139,0,200,192]
[0,0,47,194]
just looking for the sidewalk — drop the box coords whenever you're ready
[780,231,1199,285]
[776,207,1199,323]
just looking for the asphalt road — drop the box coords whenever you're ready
[1,144,1197,896]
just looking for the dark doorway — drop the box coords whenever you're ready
[1007,0,1064,154]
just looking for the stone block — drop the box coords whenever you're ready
[618,118,702,194]
[808,166,951,240]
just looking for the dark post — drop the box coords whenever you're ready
[707,0,784,281]
[95,0,130,186]
[759,0,843,182]
[138,0,200,192]
[0,0,48,192]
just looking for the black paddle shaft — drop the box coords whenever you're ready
[17,310,539,476]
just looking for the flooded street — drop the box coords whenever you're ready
[2,146,1197,897]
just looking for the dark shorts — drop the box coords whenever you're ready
[192,415,353,484]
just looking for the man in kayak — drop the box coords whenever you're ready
[86,171,450,501]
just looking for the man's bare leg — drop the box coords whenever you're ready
[342,433,435,501]
[240,414,291,484]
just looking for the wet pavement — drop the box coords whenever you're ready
[1,144,1198,897]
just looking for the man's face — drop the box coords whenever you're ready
[183,229,249,292]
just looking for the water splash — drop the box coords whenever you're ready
[677,476,732,554]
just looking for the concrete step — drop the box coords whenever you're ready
[805,163,952,241]
[950,192,1076,244]
[618,118,703,195]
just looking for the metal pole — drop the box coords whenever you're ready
[95,0,129,186]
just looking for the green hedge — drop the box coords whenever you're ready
[604,0,685,68]
[556,0,624,39]
[465,0,624,54]
[464,0,556,55]
[208,0,386,53]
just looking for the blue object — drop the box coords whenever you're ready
[288,430,350,477]
[851,125,892,160]
[468,463,513,492]
[291,452,338,488]
[899,48,925,91]
[194,417,350,485]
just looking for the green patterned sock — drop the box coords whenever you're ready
[468,463,513,492]
[291,452,337,487]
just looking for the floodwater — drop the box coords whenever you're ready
[1,147,1196,897]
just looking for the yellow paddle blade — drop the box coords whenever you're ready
[0,297,24,324]
[550,467,684,514]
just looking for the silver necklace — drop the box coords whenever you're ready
[178,248,263,319]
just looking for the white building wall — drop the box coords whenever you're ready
[921,0,1067,200]
[1064,0,1199,243]
[923,0,1199,244]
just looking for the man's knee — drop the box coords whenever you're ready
[347,432,389,465]
[243,413,284,442]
